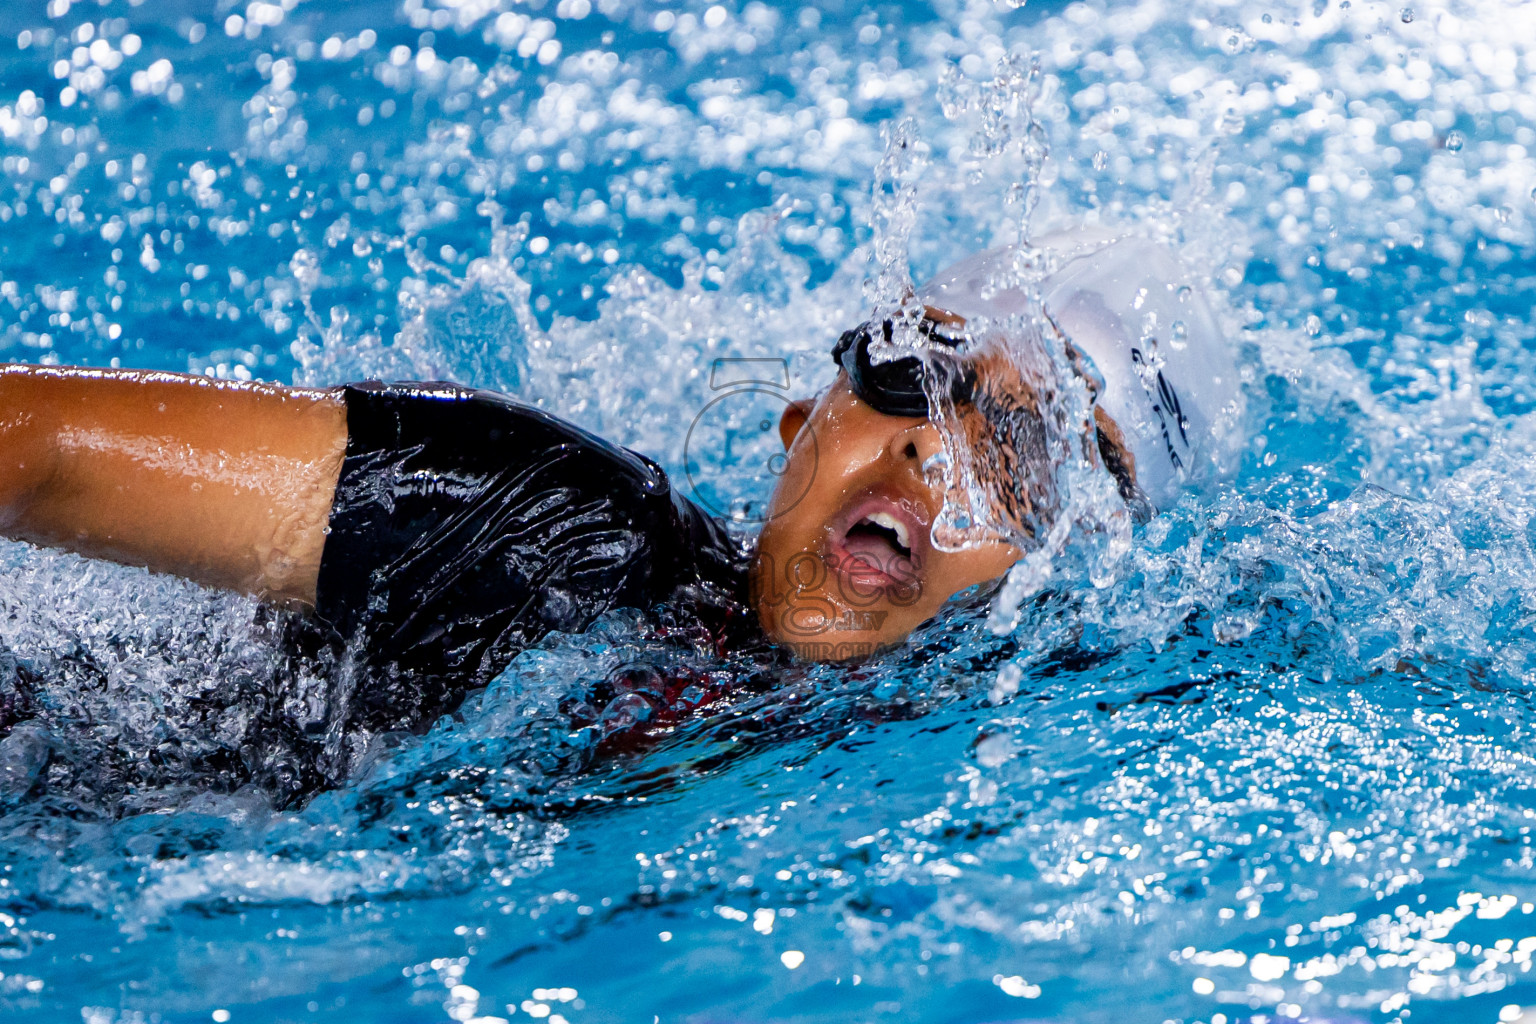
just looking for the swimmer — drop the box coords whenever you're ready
[757,228,1242,658]
[0,231,1239,718]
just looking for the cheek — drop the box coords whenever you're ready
[753,487,828,632]
[764,431,826,520]
[760,458,824,559]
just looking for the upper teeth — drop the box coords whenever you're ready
[866,511,911,551]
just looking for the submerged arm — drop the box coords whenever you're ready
[0,364,348,605]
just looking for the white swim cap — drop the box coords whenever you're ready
[919,228,1244,508]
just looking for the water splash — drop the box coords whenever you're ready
[3,0,1536,1021]
[862,58,1136,627]
[938,53,1050,249]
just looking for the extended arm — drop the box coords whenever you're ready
[0,364,348,605]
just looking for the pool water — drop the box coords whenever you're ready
[3,0,1536,1021]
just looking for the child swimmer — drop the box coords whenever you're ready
[0,230,1240,727]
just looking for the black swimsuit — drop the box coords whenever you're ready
[0,381,755,810]
[306,381,752,735]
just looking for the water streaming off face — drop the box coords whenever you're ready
[1,0,1536,1021]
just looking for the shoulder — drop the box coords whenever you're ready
[338,378,673,497]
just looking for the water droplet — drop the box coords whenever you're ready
[990,662,1023,703]
[969,776,999,805]
[1176,285,1193,304]
[973,728,1016,767]
[1261,12,1273,23]
[1444,130,1464,152]
[1400,7,1414,22]
[1305,314,1323,337]
[1169,320,1189,350]
[944,510,972,532]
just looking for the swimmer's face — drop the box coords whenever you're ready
[752,373,1021,660]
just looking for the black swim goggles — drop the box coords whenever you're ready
[830,315,973,418]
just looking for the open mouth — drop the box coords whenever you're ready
[844,511,912,562]
[827,493,928,585]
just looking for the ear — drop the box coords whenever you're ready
[778,398,815,450]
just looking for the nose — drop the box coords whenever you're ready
[888,419,946,472]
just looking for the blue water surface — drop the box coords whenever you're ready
[3,0,1536,1023]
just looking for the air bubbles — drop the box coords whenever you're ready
[1169,320,1189,350]
[1400,7,1414,22]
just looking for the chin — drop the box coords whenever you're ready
[753,594,920,661]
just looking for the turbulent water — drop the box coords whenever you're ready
[2,0,1536,1021]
